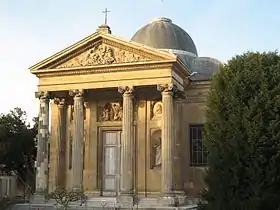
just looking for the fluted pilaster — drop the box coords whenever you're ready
[54,98,66,190]
[35,91,50,194]
[69,89,84,191]
[118,86,134,195]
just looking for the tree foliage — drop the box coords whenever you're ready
[199,52,280,210]
[0,107,37,182]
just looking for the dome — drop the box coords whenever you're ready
[131,17,198,56]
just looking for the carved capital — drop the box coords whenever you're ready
[118,86,134,95]
[69,89,84,98]
[54,98,66,107]
[157,84,177,93]
[157,84,185,99]
[35,91,51,100]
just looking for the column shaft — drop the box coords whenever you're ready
[55,98,66,190]
[118,86,134,195]
[161,90,174,195]
[35,91,50,193]
[69,90,84,191]
[157,84,176,197]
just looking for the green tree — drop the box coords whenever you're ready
[199,52,280,210]
[0,108,37,183]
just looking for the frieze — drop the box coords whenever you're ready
[55,43,151,69]
[98,101,123,122]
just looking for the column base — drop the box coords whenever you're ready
[117,194,134,208]
[30,191,46,204]
[174,190,188,205]
[159,194,179,207]
[72,187,83,192]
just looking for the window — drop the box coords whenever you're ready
[190,124,208,166]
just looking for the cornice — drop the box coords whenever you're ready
[31,60,175,78]
[189,80,211,89]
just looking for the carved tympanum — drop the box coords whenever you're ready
[56,43,150,69]
[98,102,123,122]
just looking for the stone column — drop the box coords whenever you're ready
[54,98,66,190]
[69,89,84,192]
[118,86,134,196]
[157,84,177,205]
[35,91,50,194]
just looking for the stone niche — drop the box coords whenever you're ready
[97,101,123,122]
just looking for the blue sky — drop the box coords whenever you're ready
[1,0,280,122]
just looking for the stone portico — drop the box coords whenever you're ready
[27,18,221,209]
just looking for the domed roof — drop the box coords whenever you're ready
[131,17,198,56]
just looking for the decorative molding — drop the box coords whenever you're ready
[97,101,123,122]
[55,43,151,69]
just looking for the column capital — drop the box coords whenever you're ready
[157,84,177,93]
[69,89,84,98]
[54,98,66,107]
[157,84,185,99]
[118,86,134,95]
[35,91,51,100]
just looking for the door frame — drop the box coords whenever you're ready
[98,127,122,196]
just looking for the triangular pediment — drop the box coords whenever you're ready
[30,33,177,71]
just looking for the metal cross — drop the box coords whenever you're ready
[102,8,110,25]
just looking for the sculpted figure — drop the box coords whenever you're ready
[152,137,162,167]
[152,102,163,119]
[112,104,122,121]
[99,102,123,121]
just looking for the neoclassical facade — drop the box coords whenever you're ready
[31,17,221,207]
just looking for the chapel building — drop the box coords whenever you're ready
[31,17,221,207]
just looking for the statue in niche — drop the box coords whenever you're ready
[152,101,162,120]
[153,137,162,167]
[151,130,162,169]
[99,102,123,121]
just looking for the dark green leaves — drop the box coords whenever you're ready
[200,52,280,210]
[0,108,37,185]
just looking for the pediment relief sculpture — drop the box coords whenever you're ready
[98,101,123,122]
[55,43,151,69]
